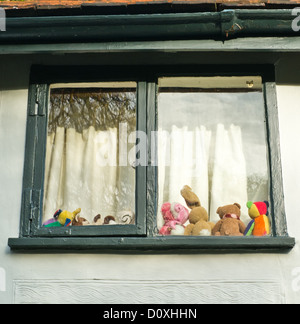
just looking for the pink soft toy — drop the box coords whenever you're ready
[159,202,189,235]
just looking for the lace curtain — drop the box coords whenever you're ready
[43,88,136,224]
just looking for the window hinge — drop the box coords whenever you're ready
[23,188,41,235]
[28,84,47,117]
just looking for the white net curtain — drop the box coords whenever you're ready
[157,77,269,229]
[43,84,136,225]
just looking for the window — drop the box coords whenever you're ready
[157,76,269,235]
[11,65,294,252]
[43,83,138,232]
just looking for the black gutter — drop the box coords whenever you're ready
[0,9,299,44]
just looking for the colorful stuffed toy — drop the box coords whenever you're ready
[43,208,81,227]
[55,208,81,227]
[181,185,215,236]
[244,201,271,236]
[212,203,246,236]
[159,202,189,235]
[42,218,62,227]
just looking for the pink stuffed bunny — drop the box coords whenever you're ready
[159,202,189,235]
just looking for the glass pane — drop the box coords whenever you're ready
[157,77,270,236]
[42,83,136,228]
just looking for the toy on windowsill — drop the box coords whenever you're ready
[159,202,189,235]
[212,203,246,236]
[42,218,62,227]
[244,201,271,236]
[181,185,215,236]
[43,208,81,227]
[72,214,90,226]
[56,208,81,227]
[44,208,135,227]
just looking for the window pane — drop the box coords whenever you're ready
[42,83,136,227]
[157,77,270,236]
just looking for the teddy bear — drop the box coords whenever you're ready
[244,201,271,236]
[181,185,215,236]
[159,202,189,235]
[212,203,246,236]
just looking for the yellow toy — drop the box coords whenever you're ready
[54,208,81,227]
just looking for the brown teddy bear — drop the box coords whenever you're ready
[181,185,215,236]
[212,203,246,236]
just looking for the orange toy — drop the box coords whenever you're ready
[244,201,271,236]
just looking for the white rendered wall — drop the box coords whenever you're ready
[0,54,300,304]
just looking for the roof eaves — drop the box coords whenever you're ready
[1,0,300,17]
[1,0,300,10]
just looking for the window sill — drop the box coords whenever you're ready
[8,236,295,254]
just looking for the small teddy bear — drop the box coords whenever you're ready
[159,202,189,235]
[181,185,215,236]
[212,203,246,236]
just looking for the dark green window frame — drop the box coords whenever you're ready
[20,66,149,238]
[8,64,295,253]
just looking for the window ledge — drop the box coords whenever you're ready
[8,236,295,254]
